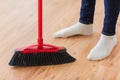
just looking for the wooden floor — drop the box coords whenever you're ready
[0,0,120,80]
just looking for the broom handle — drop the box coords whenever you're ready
[38,0,43,48]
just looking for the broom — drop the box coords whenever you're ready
[9,0,76,66]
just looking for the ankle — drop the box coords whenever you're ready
[78,22,93,27]
[101,34,117,42]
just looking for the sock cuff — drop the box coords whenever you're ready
[101,34,117,41]
[78,22,93,27]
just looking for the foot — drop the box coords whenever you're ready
[87,34,117,60]
[53,22,93,38]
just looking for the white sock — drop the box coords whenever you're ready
[87,34,117,60]
[53,22,93,38]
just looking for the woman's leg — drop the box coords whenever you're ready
[80,0,96,24]
[54,0,96,38]
[102,0,120,35]
[87,0,120,60]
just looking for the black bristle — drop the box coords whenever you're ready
[9,48,76,66]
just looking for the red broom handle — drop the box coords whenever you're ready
[38,0,43,48]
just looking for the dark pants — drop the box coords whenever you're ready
[79,0,120,36]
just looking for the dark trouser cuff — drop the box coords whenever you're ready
[102,31,115,36]
[79,19,93,25]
